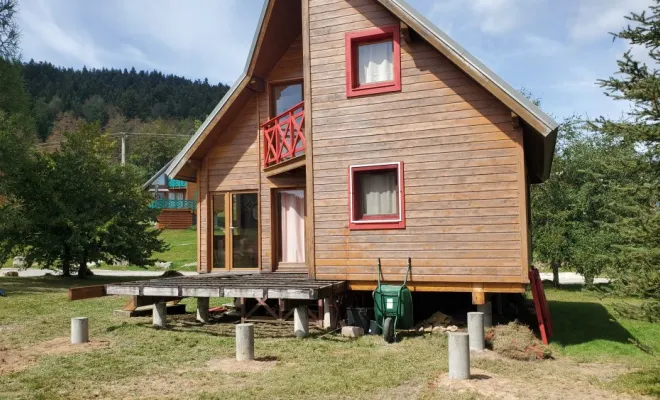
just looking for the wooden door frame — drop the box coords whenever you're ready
[210,190,260,272]
[270,186,306,272]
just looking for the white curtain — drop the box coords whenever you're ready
[358,41,394,84]
[360,172,397,216]
[280,190,305,263]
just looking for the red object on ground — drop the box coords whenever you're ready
[529,267,553,344]
[208,306,227,313]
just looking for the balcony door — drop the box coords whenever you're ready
[212,192,259,270]
[274,189,306,272]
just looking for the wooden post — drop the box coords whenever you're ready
[293,306,309,338]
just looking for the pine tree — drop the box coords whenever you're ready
[593,0,660,319]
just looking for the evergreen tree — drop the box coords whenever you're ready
[593,1,660,318]
[0,0,19,60]
[0,122,167,277]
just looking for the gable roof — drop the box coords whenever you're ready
[143,160,172,189]
[167,0,559,183]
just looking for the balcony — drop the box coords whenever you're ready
[149,199,196,210]
[262,101,306,172]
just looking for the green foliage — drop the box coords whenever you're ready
[534,1,659,317]
[0,58,29,115]
[0,0,19,60]
[0,120,167,276]
[592,0,660,315]
[19,61,228,140]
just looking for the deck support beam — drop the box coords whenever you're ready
[153,302,167,328]
[196,297,210,323]
[323,297,336,329]
[294,306,309,338]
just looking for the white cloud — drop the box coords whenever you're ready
[19,0,103,67]
[430,0,538,34]
[522,34,566,57]
[569,0,653,44]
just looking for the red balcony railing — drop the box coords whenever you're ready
[262,101,306,169]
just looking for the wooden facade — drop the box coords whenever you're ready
[169,0,558,299]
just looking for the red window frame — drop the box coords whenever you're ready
[349,162,405,230]
[345,25,401,98]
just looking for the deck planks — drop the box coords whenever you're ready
[105,273,346,300]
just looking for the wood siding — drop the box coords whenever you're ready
[259,35,304,272]
[308,0,528,284]
[156,209,194,230]
[197,35,303,273]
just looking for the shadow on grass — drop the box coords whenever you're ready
[549,299,634,346]
[0,276,153,296]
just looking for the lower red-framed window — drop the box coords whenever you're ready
[349,162,405,230]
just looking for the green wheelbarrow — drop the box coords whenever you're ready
[373,257,414,343]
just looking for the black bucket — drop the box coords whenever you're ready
[346,307,373,332]
[368,320,381,335]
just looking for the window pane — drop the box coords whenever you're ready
[358,40,394,85]
[278,190,305,263]
[213,194,226,269]
[231,193,259,269]
[272,83,303,116]
[358,170,397,216]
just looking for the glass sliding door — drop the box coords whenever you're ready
[230,193,259,269]
[212,194,227,269]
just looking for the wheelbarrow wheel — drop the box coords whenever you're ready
[383,317,395,343]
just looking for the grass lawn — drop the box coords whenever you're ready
[0,277,658,399]
[90,229,198,272]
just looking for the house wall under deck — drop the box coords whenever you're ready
[307,0,530,293]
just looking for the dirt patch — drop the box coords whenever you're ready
[486,322,551,361]
[0,337,111,376]
[206,357,277,373]
[435,367,649,400]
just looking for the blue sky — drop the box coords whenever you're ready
[17,0,653,121]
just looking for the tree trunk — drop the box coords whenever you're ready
[552,261,560,288]
[78,250,88,279]
[61,246,71,277]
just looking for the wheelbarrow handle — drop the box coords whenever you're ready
[402,257,412,286]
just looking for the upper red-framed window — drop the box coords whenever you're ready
[345,25,401,98]
[349,162,405,230]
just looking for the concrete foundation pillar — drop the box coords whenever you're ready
[293,305,309,338]
[236,323,255,361]
[467,311,485,352]
[448,332,470,380]
[477,301,493,328]
[71,317,89,344]
[323,298,336,329]
[196,297,210,323]
[153,302,167,328]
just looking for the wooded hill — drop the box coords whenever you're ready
[20,60,230,140]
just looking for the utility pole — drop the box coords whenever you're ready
[120,133,126,165]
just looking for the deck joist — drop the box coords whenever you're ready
[105,273,347,300]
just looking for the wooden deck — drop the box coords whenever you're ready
[105,273,346,300]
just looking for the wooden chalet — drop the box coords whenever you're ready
[144,162,198,229]
[159,0,558,305]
